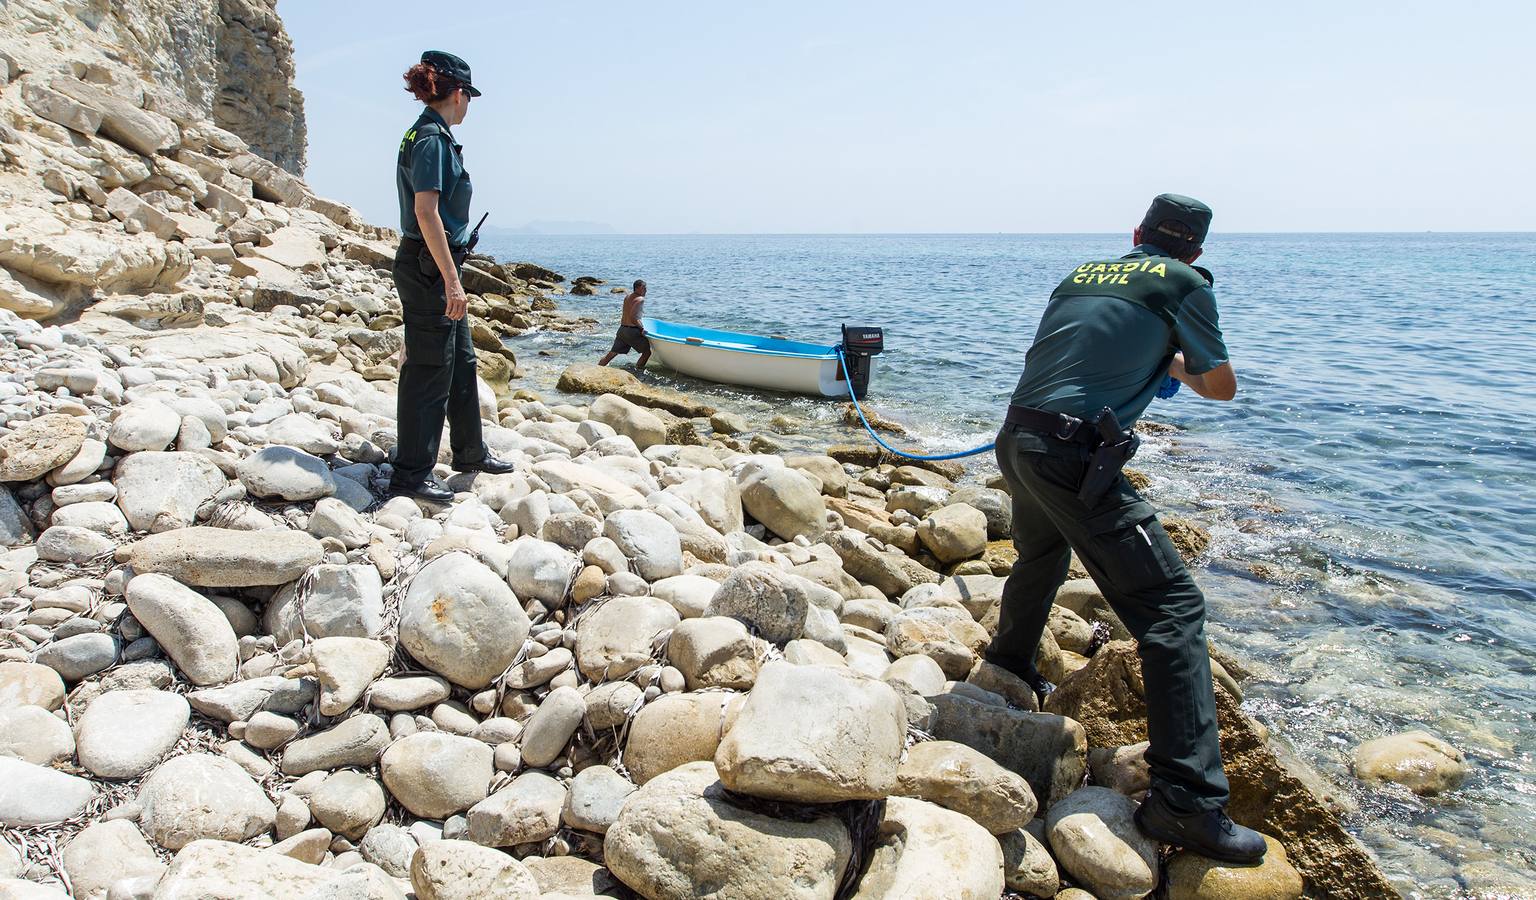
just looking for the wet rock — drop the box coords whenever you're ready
[1353,730,1467,796]
[409,839,539,900]
[1166,833,1304,900]
[895,739,1037,834]
[137,753,277,850]
[125,573,238,685]
[380,732,494,818]
[605,761,851,900]
[124,525,323,587]
[716,661,905,802]
[74,689,189,778]
[399,552,529,689]
[1045,786,1159,900]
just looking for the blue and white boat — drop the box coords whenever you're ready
[641,318,884,399]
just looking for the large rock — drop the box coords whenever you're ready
[716,661,905,802]
[605,761,852,900]
[590,393,666,449]
[1044,642,1396,899]
[1166,833,1304,900]
[885,605,989,679]
[664,468,744,535]
[1045,786,1159,900]
[916,503,988,563]
[895,740,1037,834]
[410,839,539,900]
[113,451,227,533]
[0,662,65,712]
[850,796,1005,900]
[125,526,323,587]
[109,400,182,452]
[399,553,530,688]
[0,756,94,826]
[137,753,277,850]
[624,692,732,785]
[575,595,680,681]
[1352,730,1467,796]
[705,561,811,645]
[0,414,86,482]
[251,225,326,270]
[49,76,180,156]
[466,770,566,847]
[125,573,238,685]
[380,732,494,819]
[604,508,683,581]
[61,819,165,900]
[237,445,337,501]
[737,461,827,541]
[0,705,74,766]
[74,689,189,778]
[559,364,716,417]
[927,693,1087,808]
[151,839,380,900]
[265,563,385,644]
[668,616,761,690]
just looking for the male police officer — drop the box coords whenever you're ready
[988,195,1265,862]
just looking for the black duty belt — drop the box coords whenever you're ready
[400,235,468,263]
[1004,405,1101,445]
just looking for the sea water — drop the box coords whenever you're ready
[482,232,1536,897]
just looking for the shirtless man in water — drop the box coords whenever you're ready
[597,279,650,370]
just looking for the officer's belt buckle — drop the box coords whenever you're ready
[1053,415,1082,441]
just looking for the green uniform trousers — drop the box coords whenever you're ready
[989,424,1230,813]
[389,240,486,490]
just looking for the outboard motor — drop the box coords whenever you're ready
[839,324,884,399]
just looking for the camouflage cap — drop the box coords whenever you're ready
[1140,193,1212,250]
[420,50,480,97]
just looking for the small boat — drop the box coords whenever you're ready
[641,318,884,398]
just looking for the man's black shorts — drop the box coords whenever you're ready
[609,324,650,355]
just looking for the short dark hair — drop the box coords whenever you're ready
[1142,218,1201,259]
[633,279,646,290]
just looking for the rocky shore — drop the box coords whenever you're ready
[0,3,1427,899]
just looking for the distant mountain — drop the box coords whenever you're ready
[484,221,620,236]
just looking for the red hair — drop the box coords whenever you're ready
[403,63,455,104]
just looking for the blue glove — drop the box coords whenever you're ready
[1156,376,1181,399]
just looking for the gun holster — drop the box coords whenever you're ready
[1077,407,1139,506]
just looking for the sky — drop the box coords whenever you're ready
[281,1,1536,234]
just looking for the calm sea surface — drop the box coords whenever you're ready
[483,232,1536,898]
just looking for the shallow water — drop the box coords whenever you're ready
[483,232,1536,898]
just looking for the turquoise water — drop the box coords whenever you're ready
[484,232,1536,897]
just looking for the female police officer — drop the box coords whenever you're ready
[390,50,513,502]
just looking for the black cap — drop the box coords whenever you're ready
[1140,193,1212,251]
[420,50,480,97]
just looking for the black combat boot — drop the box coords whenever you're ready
[1135,791,1267,864]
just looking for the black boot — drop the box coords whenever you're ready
[1134,791,1267,864]
[452,454,515,475]
[388,480,454,504]
[985,653,1056,706]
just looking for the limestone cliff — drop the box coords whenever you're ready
[0,0,306,173]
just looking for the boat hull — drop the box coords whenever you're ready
[642,318,870,398]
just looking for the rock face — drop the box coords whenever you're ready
[1044,642,1397,899]
[716,661,906,803]
[399,553,530,689]
[1353,730,1467,796]
[606,761,853,900]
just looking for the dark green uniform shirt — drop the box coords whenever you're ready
[396,107,473,246]
[1010,245,1228,426]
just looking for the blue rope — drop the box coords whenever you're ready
[836,346,997,461]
